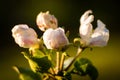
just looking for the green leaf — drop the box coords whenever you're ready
[31,56,52,73]
[13,66,41,80]
[73,58,98,80]
[21,52,30,60]
[63,72,72,80]
[21,52,39,72]
[47,49,57,66]
[30,49,45,58]
[74,58,92,76]
[22,52,52,73]
[87,65,98,80]
[27,58,40,73]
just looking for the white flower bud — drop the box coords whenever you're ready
[79,10,109,47]
[36,11,58,31]
[43,28,69,49]
[12,24,39,48]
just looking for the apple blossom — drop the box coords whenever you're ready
[79,10,109,47]
[12,24,39,48]
[12,10,109,80]
[36,11,58,31]
[43,28,69,49]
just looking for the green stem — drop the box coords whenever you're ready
[60,53,66,71]
[55,52,60,74]
[64,47,83,71]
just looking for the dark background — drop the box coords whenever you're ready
[0,0,120,80]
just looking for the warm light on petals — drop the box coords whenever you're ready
[79,24,93,42]
[89,20,109,47]
[36,11,58,31]
[79,10,109,47]
[80,10,94,24]
[43,28,69,49]
[12,24,39,48]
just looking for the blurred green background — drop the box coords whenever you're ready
[0,0,120,80]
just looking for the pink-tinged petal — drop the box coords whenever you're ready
[89,20,109,47]
[80,10,94,24]
[94,20,106,33]
[79,24,93,42]
[89,34,108,47]
[43,28,69,49]
[12,24,39,48]
[79,10,109,47]
[36,11,58,31]
[79,10,95,46]
[12,24,29,37]
[42,28,53,49]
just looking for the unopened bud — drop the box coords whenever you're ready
[43,28,69,49]
[36,11,58,31]
[12,24,39,48]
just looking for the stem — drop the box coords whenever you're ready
[50,67,55,75]
[65,47,83,71]
[43,73,56,80]
[47,73,56,80]
[60,53,65,71]
[55,52,60,74]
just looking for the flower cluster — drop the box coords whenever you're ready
[12,10,109,80]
